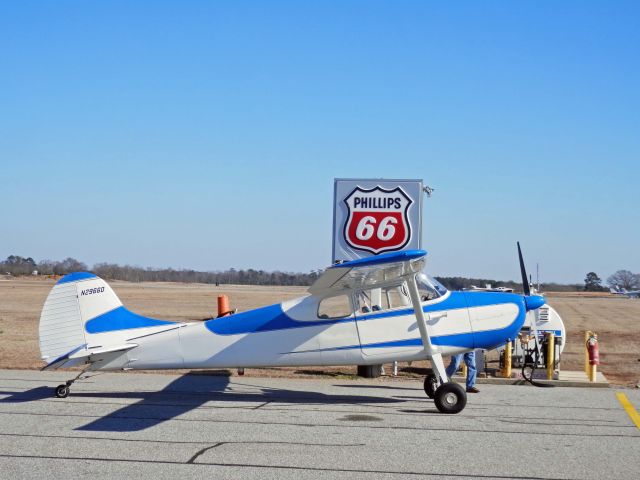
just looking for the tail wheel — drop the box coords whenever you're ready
[55,384,69,398]
[423,374,439,398]
[434,383,467,414]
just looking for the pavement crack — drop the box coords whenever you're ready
[0,432,365,449]
[187,442,224,464]
[497,418,631,428]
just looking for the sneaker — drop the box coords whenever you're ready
[466,387,480,393]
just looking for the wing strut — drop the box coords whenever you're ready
[406,275,449,383]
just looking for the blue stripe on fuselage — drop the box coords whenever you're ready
[85,306,177,334]
[204,303,353,335]
[354,291,523,322]
[287,304,525,354]
[204,291,525,346]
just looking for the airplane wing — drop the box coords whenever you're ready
[308,249,451,381]
[308,250,427,295]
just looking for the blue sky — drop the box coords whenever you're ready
[1,1,638,283]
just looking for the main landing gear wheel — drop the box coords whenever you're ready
[434,383,467,414]
[423,374,439,399]
[55,384,70,398]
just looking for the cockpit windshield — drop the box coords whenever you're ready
[416,273,448,301]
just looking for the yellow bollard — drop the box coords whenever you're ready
[503,341,512,378]
[546,332,555,380]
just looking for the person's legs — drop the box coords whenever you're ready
[464,351,477,389]
[445,354,462,379]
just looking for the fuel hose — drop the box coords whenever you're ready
[522,362,555,388]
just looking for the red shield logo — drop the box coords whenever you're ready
[343,186,413,254]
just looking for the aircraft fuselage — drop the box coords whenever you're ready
[94,291,529,371]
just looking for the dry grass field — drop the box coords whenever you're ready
[544,292,640,386]
[1,278,638,386]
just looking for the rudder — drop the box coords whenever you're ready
[39,272,123,364]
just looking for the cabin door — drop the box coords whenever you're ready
[354,284,420,358]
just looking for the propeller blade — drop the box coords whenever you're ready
[517,241,531,296]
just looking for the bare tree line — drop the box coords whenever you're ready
[2,254,623,292]
[91,262,320,286]
[1,255,88,276]
[606,270,640,290]
[434,276,583,293]
[0,255,319,286]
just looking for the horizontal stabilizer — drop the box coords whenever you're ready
[42,343,138,370]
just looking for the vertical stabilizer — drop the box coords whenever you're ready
[39,272,123,363]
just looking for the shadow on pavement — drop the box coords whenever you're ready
[1,372,408,432]
[334,384,420,391]
[0,386,55,402]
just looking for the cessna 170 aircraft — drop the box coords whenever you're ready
[39,245,544,414]
[609,286,640,299]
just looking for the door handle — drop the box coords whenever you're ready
[426,312,447,326]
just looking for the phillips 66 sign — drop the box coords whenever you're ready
[332,178,423,263]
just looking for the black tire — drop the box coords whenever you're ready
[434,382,467,414]
[522,364,535,381]
[357,365,382,378]
[55,384,69,398]
[423,374,438,398]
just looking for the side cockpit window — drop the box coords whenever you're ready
[318,295,352,319]
[416,273,447,301]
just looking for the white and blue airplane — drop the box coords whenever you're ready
[609,286,640,299]
[39,245,545,414]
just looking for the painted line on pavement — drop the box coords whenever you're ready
[616,392,640,429]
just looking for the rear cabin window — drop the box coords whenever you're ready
[318,295,351,319]
[356,284,411,314]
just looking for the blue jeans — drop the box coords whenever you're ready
[445,351,477,389]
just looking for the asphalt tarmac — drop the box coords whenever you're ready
[0,369,638,479]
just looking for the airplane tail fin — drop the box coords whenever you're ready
[39,272,176,369]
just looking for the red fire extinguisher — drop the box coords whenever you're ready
[587,335,600,365]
